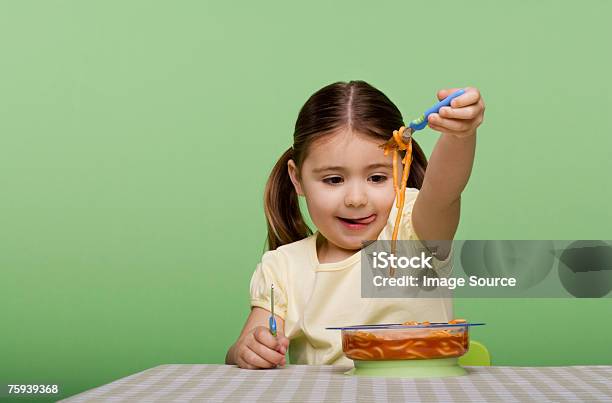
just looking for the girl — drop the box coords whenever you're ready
[226,80,485,369]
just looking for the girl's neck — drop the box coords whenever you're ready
[315,233,360,264]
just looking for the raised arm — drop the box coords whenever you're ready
[412,87,485,248]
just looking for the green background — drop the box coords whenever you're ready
[1,0,611,400]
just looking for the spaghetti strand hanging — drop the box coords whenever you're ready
[383,126,414,277]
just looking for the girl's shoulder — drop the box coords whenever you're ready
[261,233,318,268]
[252,234,317,299]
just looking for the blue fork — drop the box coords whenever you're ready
[384,88,466,148]
[269,284,277,337]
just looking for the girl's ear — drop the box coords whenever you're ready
[287,159,304,196]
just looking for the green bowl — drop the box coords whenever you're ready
[346,357,467,378]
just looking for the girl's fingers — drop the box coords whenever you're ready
[236,359,256,370]
[277,335,290,354]
[243,345,277,368]
[253,327,281,350]
[450,87,481,108]
[428,114,474,132]
[437,87,463,101]
[249,338,286,365]
[439,104,481,120]
[236,354,259,370]
[429,88,485,136]
[236,346,265,369]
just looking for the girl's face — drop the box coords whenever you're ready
[288,129,397,254]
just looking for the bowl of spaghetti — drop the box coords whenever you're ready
[339,320,473,361]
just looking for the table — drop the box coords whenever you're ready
[60,364,612,402]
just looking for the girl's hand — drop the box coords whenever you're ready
[427,87,485,138]
[234,326,290,369]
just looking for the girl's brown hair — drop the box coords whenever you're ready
[264,80,428,250]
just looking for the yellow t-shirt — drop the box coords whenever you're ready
[249,187,454,366]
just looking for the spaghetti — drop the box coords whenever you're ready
[383,126,414,277]
[342,320,469,361]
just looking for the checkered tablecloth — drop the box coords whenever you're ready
[60,364,612,402]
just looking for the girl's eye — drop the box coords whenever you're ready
[323,176,344,185]
[369,174,388,183]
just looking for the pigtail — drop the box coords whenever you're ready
[264,147,312,250]
[407,141,428,189]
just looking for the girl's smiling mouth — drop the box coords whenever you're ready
[337,214,377,229]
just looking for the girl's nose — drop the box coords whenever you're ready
[344,184,368,208]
